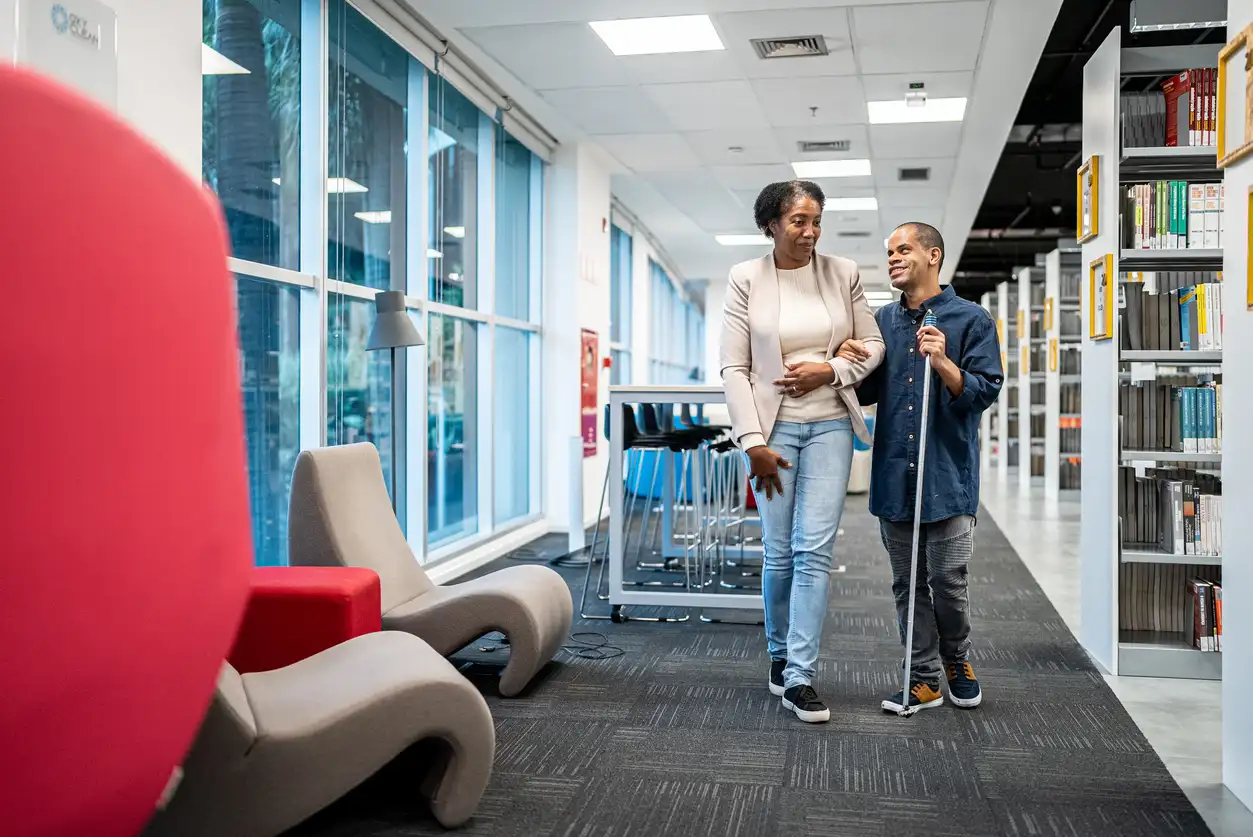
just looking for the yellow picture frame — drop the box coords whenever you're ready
[1044,297,1054,332]
[1076,155,1099,243]
[1089,254,1114,341]
[1020,341,1030,375]
[1048,337,1058,372]
[1218,25,1253,169]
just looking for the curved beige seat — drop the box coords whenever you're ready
[289,443,574,697]
[144,632,494,837]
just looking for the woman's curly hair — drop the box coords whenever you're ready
[753,180,825,239]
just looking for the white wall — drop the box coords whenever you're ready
[1223,0,1253,810]
[543,140,614,532]
[703,278,726,386]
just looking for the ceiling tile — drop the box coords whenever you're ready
[714,7,858,79]
[751,75,867,128]
[852,2,989,74]
[684,128,787,166]
[877,186,948,208]
[871,157,955,190]
[774,124,872,160]
[869,123,963,159]
[458,23,624,90]
[860,71,974,102]
[881,207,948,233]
[540,86,673,136]
[710,164,796,192]
[642,80,767,132]
[597,133,702,172]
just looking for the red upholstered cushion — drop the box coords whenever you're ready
[0,67,251,837]
[228,567,383,674]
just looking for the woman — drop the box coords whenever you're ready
[719,180,884,723]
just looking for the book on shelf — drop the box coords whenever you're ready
[1118,563,1220,639]
[1122,91,1166,149]
[1188,579,1222,652]
[1119,378,1222,453]
[1059,416,1081,453]
[1120,280,1223,351]
[1060,271,1082,300]
[1161,68,1217,148]
[1060,457,1082,490]
[1059,347,1082,375]
[1120,467,1221,557]
[1120,181,1223,250]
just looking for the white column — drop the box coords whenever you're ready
[703,278,726,386]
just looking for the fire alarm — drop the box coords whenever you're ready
[603,356,612,369]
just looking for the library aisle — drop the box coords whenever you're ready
[981,471,1253,837]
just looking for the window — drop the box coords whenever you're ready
[428,78,480,308]
[428,313,479,545]
[327,294,395,498]
[235,274,302,566]
[494,326,532,523]
[328,0,411,290]
[496,128,534,320]
[202,0,302,269]
[648,258,702,384]
[609,224,632,385]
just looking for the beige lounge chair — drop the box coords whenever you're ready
[144,631,494,837]
[288,443,574,697]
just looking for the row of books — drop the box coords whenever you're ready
[1059,417,1081,454]
[1122,91,1170,149]
[1060,272,1082,300]
[1162,68,1219,148]
[1060,381,1081,412]
[1118,563,1220,636]
[1059,349,1081,376]
[1120,181,1223,250]
[1119,379,1223,453]
[1120,282,1224,352]
[1190,579,1223,652]
[1124,270,1222,294]
[1119,468,1221,556]
[1060,458,1081,491]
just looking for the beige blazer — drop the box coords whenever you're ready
[719,252,885,448]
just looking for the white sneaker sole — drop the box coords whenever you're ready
[769,681,785,697]
[949,690,982,708]
[782,697,830,723]
[881,695,944,713]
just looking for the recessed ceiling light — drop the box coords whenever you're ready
[791,159,872,178]
[589,15,725,56]
[825,197,878,211]
[716,234,771,246]
[202,43,250,75]
[868,97,967,124]
[443,226,466,239]
[354,211,392,224]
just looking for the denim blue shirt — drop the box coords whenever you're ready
[856,286,1003,523]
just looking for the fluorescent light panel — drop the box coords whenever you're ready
[716,234,771,246]
[354,211,391,224]
[791,159,871,178]
[271,176,369,194]
[589,15,724,56]
[825,197,878,212]
[868,97,967,124]
[202,43,250,75]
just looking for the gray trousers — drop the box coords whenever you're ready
[880,515,975,687]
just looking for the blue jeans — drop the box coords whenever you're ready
[751,419,854,690]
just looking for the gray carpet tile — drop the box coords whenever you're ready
[288,496,1212,836]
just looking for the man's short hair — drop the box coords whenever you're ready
[897,222,945,271]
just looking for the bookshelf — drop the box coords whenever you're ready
[995,280,1019,482]
[980,290,997,470]
[1044,247,1083,496]
[1017,266,1046,490]
[1080,30,1224,684]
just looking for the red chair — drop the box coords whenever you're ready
[0,67,252,837]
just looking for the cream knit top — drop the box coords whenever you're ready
[775,261,846,425]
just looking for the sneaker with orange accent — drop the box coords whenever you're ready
[945,661,982,708]
[881,681,944,713]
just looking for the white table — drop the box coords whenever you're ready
[607,385,764,611]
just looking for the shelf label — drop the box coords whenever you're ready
[1131,460,1154,479]
[1130,362,1156,383]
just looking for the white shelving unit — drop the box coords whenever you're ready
[994,280,1018,482]
[1044,247,1083,497]
[1080,30,1224,687]
[980,290,996,469]
[1017,266,1046,491]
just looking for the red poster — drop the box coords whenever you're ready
[580,330,598,457]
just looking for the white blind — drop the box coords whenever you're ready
[356,0,558,161]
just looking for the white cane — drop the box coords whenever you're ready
[896,309,937,717]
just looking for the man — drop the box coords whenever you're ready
[837,222,1003,713]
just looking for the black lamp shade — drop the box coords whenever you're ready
[367,290,424,351]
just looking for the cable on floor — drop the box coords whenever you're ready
[559,631,623,660]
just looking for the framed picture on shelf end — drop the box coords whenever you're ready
[1218,24,1253,169]
[1049,337,1058,372]
[1076,155,1099,243]
[1088,254,1114,341]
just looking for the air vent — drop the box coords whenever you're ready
[751,35,829,60]
[837,231,872,238]
[899,167,931,182]
[798,139,850,154]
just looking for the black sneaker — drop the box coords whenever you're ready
[945,661,982,708]
[881,681,944,714]
[782,684,831,723]
[769,659,787,696]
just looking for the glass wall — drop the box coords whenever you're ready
[204,0,544,565]
[648,258,704,384]
[609,224,632,385]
